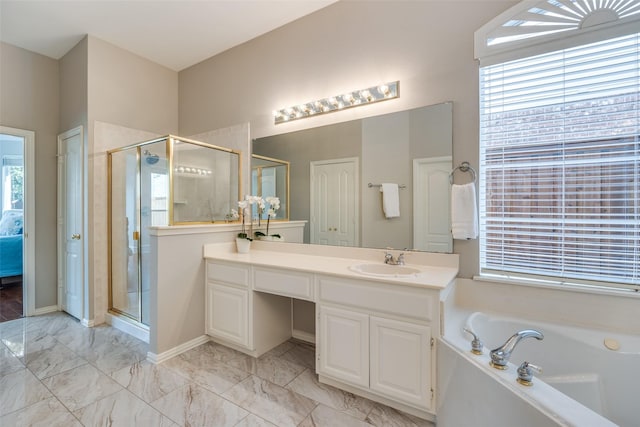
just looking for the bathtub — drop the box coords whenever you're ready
[438,310,637,426]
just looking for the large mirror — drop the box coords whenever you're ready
[251,154,290,220]
[252,102,453,252]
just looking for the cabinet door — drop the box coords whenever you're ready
[370,316,432,410]
[206,282,248,347]
[318,306,369,387]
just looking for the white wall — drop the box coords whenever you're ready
[179,1,517,277]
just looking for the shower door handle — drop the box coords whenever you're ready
[133,231,140,241]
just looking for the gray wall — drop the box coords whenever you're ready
[179,1,517,277]
[0,42,60,309]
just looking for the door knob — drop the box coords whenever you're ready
[71,233,81,240]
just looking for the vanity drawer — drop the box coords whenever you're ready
[318,276,434,321]
[207,261,249,288]
[253,267,314,301]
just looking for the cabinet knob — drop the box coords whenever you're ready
[71,233,81,240]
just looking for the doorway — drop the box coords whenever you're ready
[0,127,35,322]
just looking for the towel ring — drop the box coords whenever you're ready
[449,161,477,185]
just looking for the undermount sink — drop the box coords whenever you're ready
[349,263,421,278]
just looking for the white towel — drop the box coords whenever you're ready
[380,183,400,218]
[451,182,478,240]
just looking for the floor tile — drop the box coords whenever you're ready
[152,383,248,426]
[110,360,189,403]
[280,341,316,370]
[286,368,374,420]
[42,363,122,411]
[74,389,176,427]
[163,347,249,394]
[224,375,318,427]
[25,342,88,379]
[226,351,306,386]
[1,328,56,361]
[189,340,247,363]
[0,343,24,377]
[234,413,279,427]
[365,402,435,427]
[0,368,52,416]
[0,397,82,427]
[299,404,374,427]
[0,312,436,426]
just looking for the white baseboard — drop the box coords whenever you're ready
[81,318,96,328]
[105,313,149,343]
[32,305,59,316]
[292,329,316,344]
[147,335,210,364]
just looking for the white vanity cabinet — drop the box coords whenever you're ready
[316,274,436,413]
[205,261,250,347]
[319,305,370,387]
[205,260,293,356]
[204,243,457,422]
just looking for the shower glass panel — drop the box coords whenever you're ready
[139,142,168,325]
[172,138,240,223]
[108,136,240,327]
[109,148,140,320]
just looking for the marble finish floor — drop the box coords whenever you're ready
[0,312,435,426]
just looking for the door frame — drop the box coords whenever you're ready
[0,126,35,316]
[57,126,86,322]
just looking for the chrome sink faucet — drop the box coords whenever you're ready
[384,250,405,265]
[490,329,544,369]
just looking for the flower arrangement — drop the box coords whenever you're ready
[235,195,266,240]
[235,200,249,240]
[254,196,281,240]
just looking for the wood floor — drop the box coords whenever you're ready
[0,277,23,322]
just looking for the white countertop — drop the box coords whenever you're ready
[204,242,458,290]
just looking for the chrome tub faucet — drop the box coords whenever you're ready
[490,329,544,369]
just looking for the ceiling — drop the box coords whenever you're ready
[0,0,337,71]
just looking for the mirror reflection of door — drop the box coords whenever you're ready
[310,158,359,246]
[0,133,24,322]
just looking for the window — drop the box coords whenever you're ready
[2,156,23,212]
[479,33,639,289]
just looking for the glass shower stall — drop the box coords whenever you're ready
[108,136,240,326]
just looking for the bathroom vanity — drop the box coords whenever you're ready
[203,241,458,420]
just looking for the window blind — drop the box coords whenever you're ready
[479,33,640,288]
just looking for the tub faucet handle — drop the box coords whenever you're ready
[516,361,542,386]
[463,328,484,355]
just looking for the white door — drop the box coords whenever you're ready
[318,305,369,387]
[370,316,432,410]
[413,157,452,252]
[310,158,359,246]
[57,127,84,320]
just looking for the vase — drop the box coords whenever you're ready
[236,237,251,253]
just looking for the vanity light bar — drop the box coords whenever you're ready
[173,165,213,176]
[273,81,399,125]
